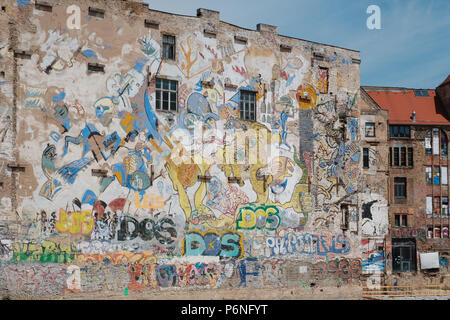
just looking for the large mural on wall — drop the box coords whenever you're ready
[0,2,370,296]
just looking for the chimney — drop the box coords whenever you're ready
[256,23,278,35]
[197,8,220,22]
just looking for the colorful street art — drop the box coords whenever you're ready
[0,3,373,297]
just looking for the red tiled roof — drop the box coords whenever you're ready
[363,87,450,125]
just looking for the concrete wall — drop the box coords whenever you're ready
[0,0,371,297]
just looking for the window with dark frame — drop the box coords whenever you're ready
[155,78,178,112]
[394,214,408,227]
[389,147,392,167]
[401,147,406,167]
[390,147,413,168]
[390,125,411,138]
[394,177,407,199]
[393,148,399,166]
[363,148,369,169]
[240,90,256,121]
[408,147,413,167]
[401,215,407,227]
[395,215,400,227]
[162,35,175,60]
[365,122,375,137]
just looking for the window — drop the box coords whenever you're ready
[442,167,448,185]
[414,89,429,97]
[389,148,392,167]
[155,78,178,112]
[395,214,407,227]
[426,128,448,155]
[240,90,256,121]
[392,239,416,272]
[390,147,413,168]
[394,178,407,199]
[433,128,440,155]
[433,166,440,184]
[442,197,449,216]
[390,125,410,138]
[162,35,175,60]
[426,166,432,184]
[434,196,441,216]
[408,147,413,167]
[393,148,399,166]
[400,147,406,167]
[88,7,105,18]
[35,1,53,12]
[365,122,375,137]
[426,196,433,215]
[363,148,369,168]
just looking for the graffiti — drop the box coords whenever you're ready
[134,193,164,209]
[310,259,362,281]
[236,205,281,230]
[259,232,351,258]
[318,68,328,94]
[180,36,199,79]
[79,264,130,292]
[117,216,177,244]
[296,85,317,110]
[0,239,13,262]
[66,265,81,292]
[183,230,244,258]
[0,264,66,296]
[40,144,92,201]
[12,240,78,263]
[362,201,378,220]
[3,7,372,297]
[362,239,385,272]
[23,85,46,109]
[391,228,427,239]
[56,209,94,235]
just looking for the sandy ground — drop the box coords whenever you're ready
[8,286,364,300]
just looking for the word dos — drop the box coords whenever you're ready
[237,205,280,230]
[183,231,243,258]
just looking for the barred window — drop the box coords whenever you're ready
[363,148,369,168]
[240,90,256,121]
[155,78,178,112]
[394,177,407,199]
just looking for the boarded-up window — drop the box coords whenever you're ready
[433,128,440,155]
[442,166,448,185]
[426,196,433,214]
[318,67,328,94]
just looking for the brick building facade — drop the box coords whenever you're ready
[363,82,450,284]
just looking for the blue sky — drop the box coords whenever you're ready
[143,0,450,89]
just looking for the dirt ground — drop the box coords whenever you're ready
[10,286,363,300]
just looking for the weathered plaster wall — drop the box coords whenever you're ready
[0,0,373,297]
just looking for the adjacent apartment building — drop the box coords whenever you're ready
[361,76,450,284]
